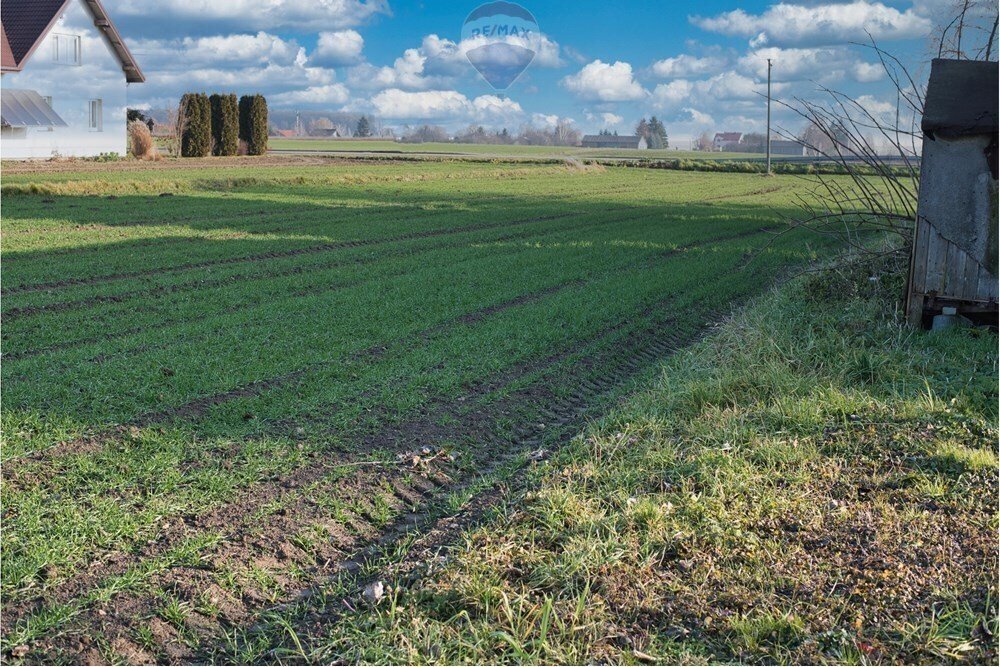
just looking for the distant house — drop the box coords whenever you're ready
[272,129,298,138]
[1,0,144,159]
[581,134,647,149]
[713,132,742,151]
[769,139,806,156]
[310,127,342,138]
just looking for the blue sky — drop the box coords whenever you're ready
[107,0,993,143]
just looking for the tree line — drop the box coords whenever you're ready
[400,121,581,146]
[634,117,668,148]
[175,93,269,157]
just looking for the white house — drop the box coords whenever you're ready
[712,132,742,151]
[1,0,143,159]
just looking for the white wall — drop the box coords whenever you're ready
[0,0,132,158]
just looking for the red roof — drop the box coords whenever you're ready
[714,132,743,142]
[0,0,143,82]
[1,25,15,69]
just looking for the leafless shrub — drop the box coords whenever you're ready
[159,98,189,158]
[933,0,999,60]
[769,1,997,268]
[127,120,157,160]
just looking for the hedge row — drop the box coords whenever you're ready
[611,158,914,177]
[179,93,210,158]
[210,93,239,157]
[179,93,267,157]
[239,94,268,156]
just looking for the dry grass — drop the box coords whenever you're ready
[127,121,158,161]
[231,255,998,665]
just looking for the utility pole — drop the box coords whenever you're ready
[766,58,772,175]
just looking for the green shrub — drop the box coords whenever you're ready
[238,94,268,156]
[179,93,211,158]
[613,158,913,177]
[210,93,239,156]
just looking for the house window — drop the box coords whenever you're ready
[52,33,81,65]
[89,99,103,131]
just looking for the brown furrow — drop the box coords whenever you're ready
[1,286,697,631]
[22,299,722,665]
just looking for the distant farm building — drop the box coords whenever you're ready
[906,58,998,326]
[1,0,143,158]
[769,139,806,156]
[713,132,742,151]
[581,134,647,149]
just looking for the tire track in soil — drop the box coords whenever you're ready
[3,223,771,473]
[131,222,770,428]
[1,212,576,297]
[0,267,709,630]
[9,287,722,665]
[2,214,604,359]
[1,276,594,481]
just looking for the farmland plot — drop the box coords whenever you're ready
[2,158,840,663]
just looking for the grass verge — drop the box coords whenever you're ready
[249,256,998,665]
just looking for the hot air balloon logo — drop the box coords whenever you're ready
[461,2,538,90]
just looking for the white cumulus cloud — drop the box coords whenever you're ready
[531,113,560,128]
[651,80,694,106]
[369,89,523,122]
[113,0,391,34]
[133,32,304,67]
[684,108,715,126]
[312,30,364,65]
[271,84,351,106]
[651,54,726,78]
[853,61,885,82]
[738,46,888,85]
[691,1,931,47]
[562,60,647,101]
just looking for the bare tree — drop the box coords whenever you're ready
[694,131,714,151]
[163,97,188,157]
[798,121,836,156]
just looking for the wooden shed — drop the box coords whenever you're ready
[906,58,999,327]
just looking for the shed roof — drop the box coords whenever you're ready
[921,58,998,138]
[0,0,144,82]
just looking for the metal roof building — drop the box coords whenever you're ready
[580,134,648,149]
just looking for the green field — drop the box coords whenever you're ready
[2,157,993,664]
[267,138,761,161]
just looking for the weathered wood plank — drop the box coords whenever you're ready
[910,218,931,295]
[977,265,999,300]
[962,252,981,300]
[944,241,963,297]
[925,229,947,294]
